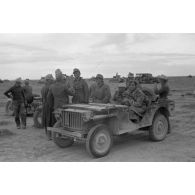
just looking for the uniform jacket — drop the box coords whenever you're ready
[72,77,89,104]
[4,85,25,103]
[41,84,54,127]
[90,82,111,103]
[122,88,147,116]
[47,80,73,110]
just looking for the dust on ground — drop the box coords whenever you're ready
[0,77,195,162]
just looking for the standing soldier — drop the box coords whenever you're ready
[4,78,27,129]
[154,75,170,99]
[72,68,89,104]
[23,79,33,104]
[47,69,75,127]
[41,74,54,138]
[89,74,111,103]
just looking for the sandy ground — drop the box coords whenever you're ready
[0,77,195,161]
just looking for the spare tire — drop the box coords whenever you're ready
[33,107,43,128]
[5,100,14,116]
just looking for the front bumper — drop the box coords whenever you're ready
[47,127,86,141]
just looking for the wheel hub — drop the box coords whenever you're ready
[93,131,110,153]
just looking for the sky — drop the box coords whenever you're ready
[1,33,195,79]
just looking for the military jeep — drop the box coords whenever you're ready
[48,90,175,158]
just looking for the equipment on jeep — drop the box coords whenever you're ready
[135,73,159,84]
[48,88,175,158]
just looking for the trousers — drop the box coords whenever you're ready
[13,101,26,127]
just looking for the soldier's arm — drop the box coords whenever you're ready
[102,86,111,103]
[133,93,144,107]
[83,80,89,103]
[4,87,13,98]
[65,86,75,96]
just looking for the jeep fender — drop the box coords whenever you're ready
[150,107,171,133]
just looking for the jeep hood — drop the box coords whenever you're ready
[62,103,127,112]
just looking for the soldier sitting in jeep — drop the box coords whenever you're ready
[121,80,148,122]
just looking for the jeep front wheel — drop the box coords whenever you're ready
[52,121,74,148]
[86,124,113,158]
[149,113,168,141]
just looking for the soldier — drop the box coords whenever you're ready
[41,74,54,137]
[72,68,89,104]
[113,84,126,104]
[89,74,111,103]
[122,80,148,122]
[47,69,74,110]
[47,69,75,139]
[4,78,27,129]
[126,72,134,87]
[154,75,170,99]
[23,79,33,104]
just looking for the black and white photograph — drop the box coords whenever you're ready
[0,33,194,161]
[0,1,194,195]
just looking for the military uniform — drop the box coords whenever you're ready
[122,88,147,117]
[4,82,26,128]
[23,85,33,104]
[47,80,73,110]
[154,84,169,99]
[41,84,54,128]
[90,83,111,103]
[72,77,89,104]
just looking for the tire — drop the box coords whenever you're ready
[86,124,113,158]
[33,108,43,128]
[149,112,169,141]
[52,121,74,148]
[5,100,14,116]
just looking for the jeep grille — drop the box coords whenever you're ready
[62,110,83,130]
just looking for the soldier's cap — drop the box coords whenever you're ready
[55,69,62,74]
[15,77,22,83]
[157,74,168,81]
[96,74,104,80]
[45,74,54,80]
[73,68,80,73]
[24,79,30,83]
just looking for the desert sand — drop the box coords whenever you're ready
[0,77,195,162]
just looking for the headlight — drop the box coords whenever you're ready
[82,112,94,122]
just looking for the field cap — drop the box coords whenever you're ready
[15,77,22,83]
[55,69,62,74]
[25,79,30,84]
[45,74,54,80]
[73,68,80,73]
[157,74,168,81]
[96,74,104,80]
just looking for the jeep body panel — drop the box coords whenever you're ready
[48,100,174,140]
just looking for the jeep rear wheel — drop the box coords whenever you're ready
[149,113,168,141]
[86,124,113,158]
[52,121,74,148]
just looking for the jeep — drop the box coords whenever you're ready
[48,88,175,158]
